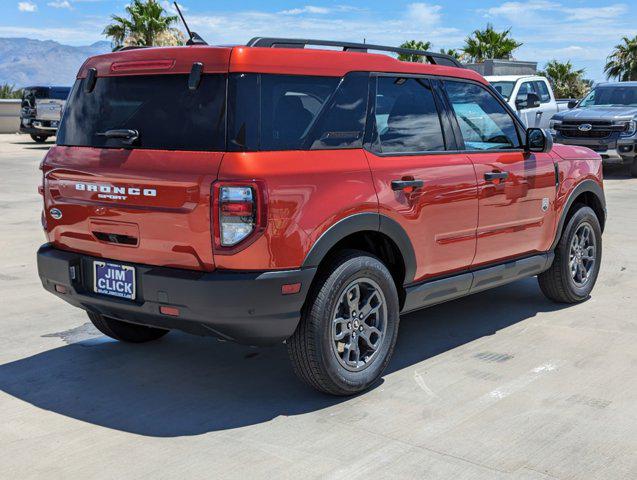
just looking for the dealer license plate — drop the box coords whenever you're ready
[93,261,136,300]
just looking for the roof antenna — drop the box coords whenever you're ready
[173,2,208,45]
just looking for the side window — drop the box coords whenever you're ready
[444,80,521,151]
[309,73,369,150]
[373,76,445,153]
[516,81,536,103]
[533,81,551,103]
[228,73,366,151]
[260,75,338,150]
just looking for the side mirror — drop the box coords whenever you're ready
[526,128,553,153]
[526,93,541,109]
[567,99,578,109]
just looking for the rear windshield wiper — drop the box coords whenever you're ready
[96,129,139,146]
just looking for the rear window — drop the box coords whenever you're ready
[57,74,226,151]
[49,87,71,100]
[228,73,369,151]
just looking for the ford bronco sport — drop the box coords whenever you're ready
[37,38,606,395]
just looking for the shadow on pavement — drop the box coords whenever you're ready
[0,277,568,437]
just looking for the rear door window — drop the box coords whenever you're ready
[57,74,226,151]
[444,80,521,150]
[372,76,445,153]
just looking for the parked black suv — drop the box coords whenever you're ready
[550,82,637,177]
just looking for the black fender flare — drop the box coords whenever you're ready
[551,179,606,250]
[301,213,417,284]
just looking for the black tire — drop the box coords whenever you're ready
[287,250,400,395]
[30,134,48,143]
[538,205,602,303]
[87,312,169,343]
[630,159,637,178]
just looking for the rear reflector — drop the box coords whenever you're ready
[55,284,68,294]
[281,283,302,295]
[160,306,180,317]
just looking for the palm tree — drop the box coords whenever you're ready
[462,24,522,63]
[539,60,588,98]
[439,48,463,61]
[604,36,637,81]
[103,0,184,50]
[398,40,432,62]
[0,83,22,99]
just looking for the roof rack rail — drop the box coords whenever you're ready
[246,37,464,68]
[113,45,150,52]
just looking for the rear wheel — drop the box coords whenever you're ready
[287,250,400,395]
[30,134,48,143]
[538,205,602,303]
[87,312,169,343]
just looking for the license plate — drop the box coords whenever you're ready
[93,261,136,300]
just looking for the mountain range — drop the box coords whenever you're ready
[0,37,111,88]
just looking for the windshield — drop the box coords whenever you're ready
[490,81,515,100]
[579,86,637,107]
[57,74,226,151]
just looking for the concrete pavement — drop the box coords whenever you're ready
[0,133,636,479]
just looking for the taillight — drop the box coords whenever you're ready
[213,181,267,253]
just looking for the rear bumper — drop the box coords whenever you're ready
[20,118,58,135]
[37,244,316,346]
[20,125,56,136]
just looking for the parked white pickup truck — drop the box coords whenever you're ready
[486,75,573,129]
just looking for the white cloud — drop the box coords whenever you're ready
[566,4,627,21]
[480,0,636,72]
[48,0,72,8]
[280,6,330,15]
[18,2,37,12]
[161,1,187,14]
[188,5,461,49]
[406,3,443,28]
[484,1,558,20]
[0,25,101,44]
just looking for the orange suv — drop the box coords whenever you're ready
[37,38,606,395]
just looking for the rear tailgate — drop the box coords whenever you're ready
[43,146,222,271]
[35,99,64,122]
[42,46,232,271]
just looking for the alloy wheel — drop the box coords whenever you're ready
[331,278,387,372]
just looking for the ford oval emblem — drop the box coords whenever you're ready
[50,208,62,220]
[578,123,593,132]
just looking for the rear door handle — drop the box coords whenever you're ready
[391,179,424,191]
[484,171,509,182]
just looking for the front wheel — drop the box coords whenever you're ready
[630,158,637,178]
[287,250,400,395]
[538,205,602,303]
[87,312,169,343]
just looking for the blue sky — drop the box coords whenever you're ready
[3,0,637,81]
